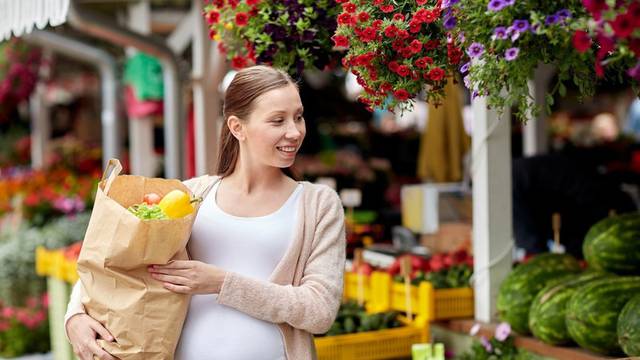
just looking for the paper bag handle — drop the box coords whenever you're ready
[101,159,123,195]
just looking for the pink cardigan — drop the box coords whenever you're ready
[65,175,346,359]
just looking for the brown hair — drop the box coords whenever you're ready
[216,65,299,178]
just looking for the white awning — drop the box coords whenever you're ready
[1,0,69,41]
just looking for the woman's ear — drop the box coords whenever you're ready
[227,115,245,141]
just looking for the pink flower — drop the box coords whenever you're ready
[1,307,15,318]
[480,336,493,352]
[495,322,511,341]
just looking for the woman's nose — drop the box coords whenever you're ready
[285,121,302,139]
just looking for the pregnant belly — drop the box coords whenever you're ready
[175,294,285,360]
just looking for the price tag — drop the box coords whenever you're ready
[340,188,362,208]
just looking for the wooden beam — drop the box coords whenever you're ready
[471,96,513,322]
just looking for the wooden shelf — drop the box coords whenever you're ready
[434,318,624,360]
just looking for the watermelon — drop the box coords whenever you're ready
[583,212,640,275]
[497,253,582,334]
[618,293,640,356]
[529,271,610,345]
[566,276,640,355]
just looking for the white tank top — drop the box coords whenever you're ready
[175,180,303,360]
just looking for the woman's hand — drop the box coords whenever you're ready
[148,260,227,294]
[66,313,116,360]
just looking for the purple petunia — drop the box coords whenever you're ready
[466,42,485,58]
[487,0,505,11]
[545,15,559,25]
[441,0,460,9]
[503,47,520,61]
[505,47,519,61]
[504,0,515,5]
[492,26,509,40]
[444,16,457,30]
[460,62,471,73]
[463,75,472,89]
[512,19,530,32]
[495,322,512,342]
[628,62,640,80]
[480,336,493,352]
[556,9,571,19]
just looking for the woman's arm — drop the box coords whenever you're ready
[65,281,86,336]
[216,189,346,334]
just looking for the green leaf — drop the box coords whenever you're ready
[558,82,566,97]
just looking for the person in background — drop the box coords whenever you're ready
[64,65,346,360]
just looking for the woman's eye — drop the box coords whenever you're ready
[272,118,284,124]
[296,115,304,122]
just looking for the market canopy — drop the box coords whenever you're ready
[0,0,69,41]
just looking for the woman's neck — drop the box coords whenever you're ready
[224,160,289,195]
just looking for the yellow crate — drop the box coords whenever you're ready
[370,271,474,321]
[35,246,79,284]
[343,272,371,304]
[314,320,429,360]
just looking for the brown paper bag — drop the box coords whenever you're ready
[77,159,201,360]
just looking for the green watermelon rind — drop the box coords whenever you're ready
[618,293,640,357]
[566,276,640,355]
[529,271,610,345]
[497,253,582,335]
[583,213,640,275]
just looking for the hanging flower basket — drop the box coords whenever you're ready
[204,0,341,76]
[574,0,640,83]
[333,0,463,112]
[0,40,41,122]
[450,0,599,121]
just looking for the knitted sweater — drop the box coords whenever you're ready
[65,175,346,359]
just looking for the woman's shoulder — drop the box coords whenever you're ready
[300,181,342,208]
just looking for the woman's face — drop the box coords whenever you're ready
[240,84,306,169]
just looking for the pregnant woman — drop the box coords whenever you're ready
[64,65,346,360]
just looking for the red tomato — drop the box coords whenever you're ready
[143,193,162,205]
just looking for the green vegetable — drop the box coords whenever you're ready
[127,204,168,220]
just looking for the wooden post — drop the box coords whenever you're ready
[472,96,513,323]
[402,256,413,322]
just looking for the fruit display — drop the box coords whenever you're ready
[618,293,640,357]
[323,301,401,337]
[583,212,640,275]
[497,253,582,335]
[389,250,473,289]
[528,271,610,345]
[566,276,640,355]
[127,190,201,220]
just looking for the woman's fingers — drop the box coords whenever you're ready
[150,272,189,285]
[88,341,117,360]
[162,282,191,293]
[89,318,114,342]
[153,260,191,269]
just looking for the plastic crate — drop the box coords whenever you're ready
[343,272,370,303]
[369,271,474,321]
[314,319,429,360]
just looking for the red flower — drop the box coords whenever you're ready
[373,0,383,5]
[393,13,405,22]
[409,20,422,34]
[218,42,227,54]
[246,0,259,5]
[358,11,370,23]
[582,0,607,18]
[397,30,409,39]
[416,0,428,5]
[595,60,604,77]
[384,25,399,38]
[414,9,428,23]
[397,65,411,77]
[228,0,239,9]
[380,4,394,13]
[342,2,357,13]
[628,3,640,27]
[415,56,432,69]
[372,19,383,29]
[338,13,356,26]
[447,45,463,64]
[394,89,410,101]
[572,31,592,53]
[208,29,217,39]
[629,38,640,57]
[611,13,634,38]
[392,39,405,50]
[231,56,247,69]
[400,48,414,58]
[428,67,446,81]
[388,61,400,72]
[359,27,377,42]
[212,0,224,8]
[235,12,249,26]
[424,39,440,50]
[381,83,393,92]
[424,10,438,23]
[205,10,220,24]
[410,39,422,53]
[332,35,349,48]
